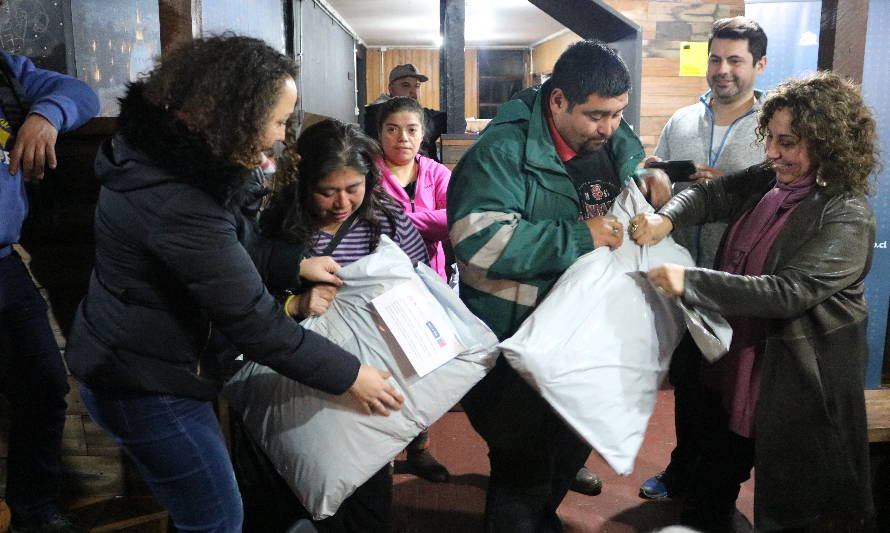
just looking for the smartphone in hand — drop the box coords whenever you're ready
[648,160,697,182]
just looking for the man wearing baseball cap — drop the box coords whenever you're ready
[386,63,428,100]
[363,63,446,161]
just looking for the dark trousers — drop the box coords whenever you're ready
[463,357,591,533]
[664,332,706,483]
[683,386,878,533]
[0,251,69,521]
[681,385,754,533]
[314,466,392,533]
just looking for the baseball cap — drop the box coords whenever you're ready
[389,64,429,84]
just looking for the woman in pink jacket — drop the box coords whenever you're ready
[375,96,452,281]
[373,96,454,483]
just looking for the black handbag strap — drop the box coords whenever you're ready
[320,210,360,256]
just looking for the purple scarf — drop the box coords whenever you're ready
[702,173,817,438]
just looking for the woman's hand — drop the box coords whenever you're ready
[645,264,686,297]
[293,284,338,318]
[348,365,405,416]
[299,256,343,286]
[629,213,673,246]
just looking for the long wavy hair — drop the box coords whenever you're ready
[262,119,398,252]
[756,71,880,195]
[137,34,297,169]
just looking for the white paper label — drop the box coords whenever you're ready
[371,278,464,376]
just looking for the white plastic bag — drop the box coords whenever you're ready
[499,183,731,475]
[223,237,498,519]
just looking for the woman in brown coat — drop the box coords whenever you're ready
[630,71,879,531]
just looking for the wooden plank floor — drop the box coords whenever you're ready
[865,388,890,443]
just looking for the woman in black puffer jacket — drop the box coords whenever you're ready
[64,35,402,533]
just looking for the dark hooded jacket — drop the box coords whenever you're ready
[64,83,360,400]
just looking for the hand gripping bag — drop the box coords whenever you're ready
[223,237,499,519]
[499,183,731,475]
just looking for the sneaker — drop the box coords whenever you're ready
[639,470,676,499]
[9,511,84,533]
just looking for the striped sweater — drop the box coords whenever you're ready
[307,207,428,266]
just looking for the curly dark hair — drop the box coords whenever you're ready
[262,119,399,253]
[139,34,298,168]
[756,71,880,195]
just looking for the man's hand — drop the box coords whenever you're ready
[292,284,338,318]
[9,114,58,182]
[584,215,624,250]
[348,365,404,416]
[629,213,673,246]
[690,164,724,183]
[638,169,672,208]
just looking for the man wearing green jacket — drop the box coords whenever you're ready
[447,40,669,532]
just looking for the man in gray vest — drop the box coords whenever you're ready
[639,16,768,503]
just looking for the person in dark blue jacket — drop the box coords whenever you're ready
[0,49,99,533]
[63,36,403,533]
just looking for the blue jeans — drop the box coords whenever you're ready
[79,384,243,533]
[0,251,70,521]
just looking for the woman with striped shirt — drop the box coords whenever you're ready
[256,118,427,532]
[262,118,427,319]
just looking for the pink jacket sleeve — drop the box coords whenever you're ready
[406,156,451,242]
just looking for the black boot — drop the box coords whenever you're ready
[569,467,603,496]
[405,430,450,483]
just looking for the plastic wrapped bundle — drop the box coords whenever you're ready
[500,184,731,475]
[224,237,499,519]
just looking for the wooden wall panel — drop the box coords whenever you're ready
[531,31,582,74]
[365,49,441,110]
[464,49,479,119]
[365,48,481,120]
[528,0,745,153]
[366,48,384,104]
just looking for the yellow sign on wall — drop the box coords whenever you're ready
[679,42,708,77]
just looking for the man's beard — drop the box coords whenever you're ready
[577,137,608,155]
[710,76,747,103]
